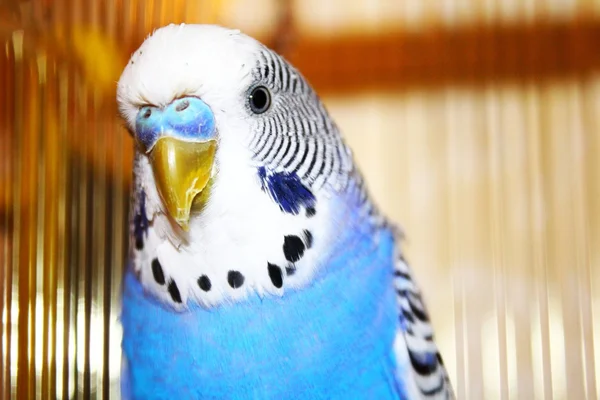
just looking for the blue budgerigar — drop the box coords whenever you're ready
[117,24,454,400]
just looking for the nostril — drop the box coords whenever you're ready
[175,100,190,112]
[142,108,152,119]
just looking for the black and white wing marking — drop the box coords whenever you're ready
[393,251,454,399]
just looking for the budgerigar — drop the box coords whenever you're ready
[117,24,453,400]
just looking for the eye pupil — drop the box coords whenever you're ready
[249,86,271,114]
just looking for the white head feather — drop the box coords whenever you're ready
[118,24,258,129]
[117,24,341,309]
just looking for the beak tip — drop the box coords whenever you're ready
[177,220,190,232]
[170,209,191,231]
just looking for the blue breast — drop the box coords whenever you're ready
[121,226,406,399]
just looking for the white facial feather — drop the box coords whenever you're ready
[119,24,345,309]
[118,24,259,131]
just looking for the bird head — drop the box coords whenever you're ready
[118,24,273,231]
[117,24,363,307]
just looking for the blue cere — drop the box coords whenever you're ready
[135,97,216,151]
[257,167,316,215]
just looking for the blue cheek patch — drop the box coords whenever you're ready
[257,167,316,215]
[135,97,216,151]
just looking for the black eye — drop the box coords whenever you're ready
[248,86,271,114]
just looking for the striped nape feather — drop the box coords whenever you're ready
[393,251,454,399]
[248,49,353,193]
[247,48,386,229]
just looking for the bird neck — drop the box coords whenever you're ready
[121,223,402,399]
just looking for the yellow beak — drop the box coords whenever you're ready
[148,137,216,231]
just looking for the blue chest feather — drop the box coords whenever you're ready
[121,229,406,399]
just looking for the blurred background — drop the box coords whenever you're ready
[0,0,599,399]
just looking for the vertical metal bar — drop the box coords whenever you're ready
[485,85,508,400]
[12,29,31,400]
[568,81,596,400]
[75,77,91,400]
[584,76,599,400]
[9,31,23,400]
[43,61,59,400]
[92,91,107,400]
[34,52,48,400]
[109,122,127,400]
[446,86,467,400]
[1,38,16,400]
[0,50,4,400]
[58,65,74,400]
[40,57,60,400]
[68,72,82,400]
[583,75,600,400]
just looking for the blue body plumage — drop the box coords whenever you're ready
[121,226,406,400]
